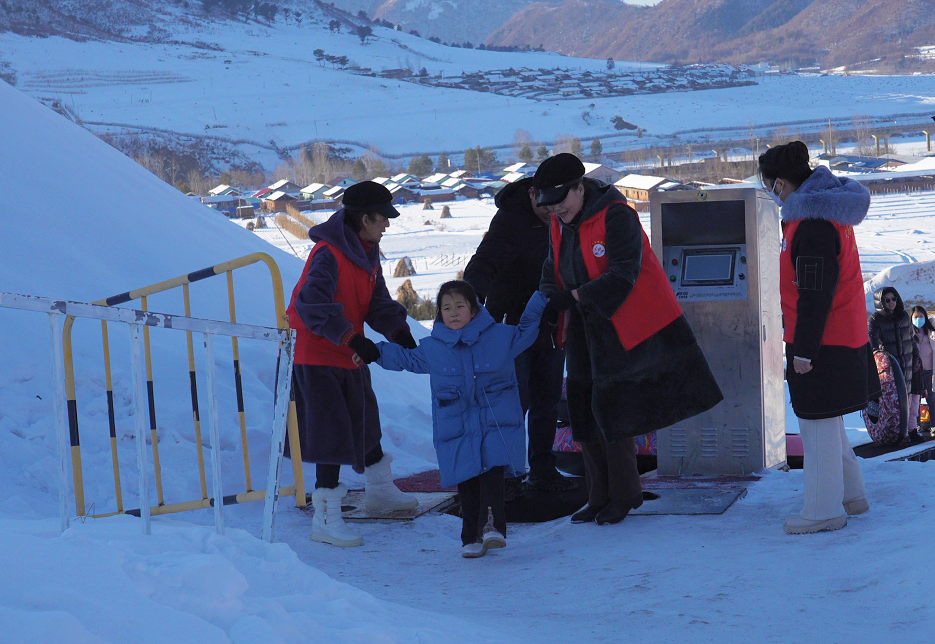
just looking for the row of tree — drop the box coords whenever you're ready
[200,0,279,22]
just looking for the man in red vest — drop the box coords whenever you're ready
[537,154,722,526]
[287,181,418,547]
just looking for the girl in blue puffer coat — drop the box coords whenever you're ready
[376,281,547,558]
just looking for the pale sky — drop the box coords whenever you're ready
[623,0,664,5]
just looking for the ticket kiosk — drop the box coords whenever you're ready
[650,187,785,476]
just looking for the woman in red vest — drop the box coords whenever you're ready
[537,153,723,525]
[760,141,880,535]
[287,181,418,547]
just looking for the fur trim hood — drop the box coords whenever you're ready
[781,166,870,226]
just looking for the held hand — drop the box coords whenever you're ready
[544,290,577,314]
[394,328,418,350]
[348,334,381,364]
[793,358,812,374]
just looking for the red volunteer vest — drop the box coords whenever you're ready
[287,240,377,368]
[551,202,682,350]
[780,219,868,349]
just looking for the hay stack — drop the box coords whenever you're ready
[396,279,419,308]
[393,256,416,277]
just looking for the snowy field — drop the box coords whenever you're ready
[2,10,935,167]
[3,76,935,643]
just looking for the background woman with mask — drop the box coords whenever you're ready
[759,141,880,535]
[910,305,935,438]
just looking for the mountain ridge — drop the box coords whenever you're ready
[486,0,935,70]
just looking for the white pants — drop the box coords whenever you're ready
[799,416,866,520]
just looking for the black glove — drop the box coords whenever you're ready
[544,290,577,314]
[394,328,418,350]
[536,310,559,349]
[348,334,380,364]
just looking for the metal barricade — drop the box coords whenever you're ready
[0,291,294,542]
[58,252,306,522]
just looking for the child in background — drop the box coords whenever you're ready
[910,306,935,438]
[375,281,547,557]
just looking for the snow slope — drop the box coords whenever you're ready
[3,80,935,643]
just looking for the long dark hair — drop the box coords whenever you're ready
[910,305,935,334]
[435,280,480,321]
[758,140,814,189]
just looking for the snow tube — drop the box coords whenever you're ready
[862,351,908,446]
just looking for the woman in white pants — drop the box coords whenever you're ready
[759,141,881,534]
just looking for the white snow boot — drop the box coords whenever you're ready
[783,514,847,535]
[364,454,419,512]
[311,484,363,548]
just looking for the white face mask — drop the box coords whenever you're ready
[768,180,784,207]
[914,317,926,329]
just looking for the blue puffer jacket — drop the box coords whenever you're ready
[376,291,547,487]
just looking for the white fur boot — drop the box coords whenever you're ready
[311,483,363,547]
[364,454,419,512]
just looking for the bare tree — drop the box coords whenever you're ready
[852,116,874,156]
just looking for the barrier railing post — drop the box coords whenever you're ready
[49,313,71,533]
[140,296,166,507]
[61,316,86,517]
[128,323,152,536]
[183,283,209,500]
[100,321,124,513]
[263,333,295,542]
[226,270,252,492]
[203,332,225,535]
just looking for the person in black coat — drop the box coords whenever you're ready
[761,141,879,535]
[869,286,919,391]
[463,176,574,492]
[537,154,722,526]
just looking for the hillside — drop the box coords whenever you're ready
[487,0,935,69]
[322,0,541,45]
[3,0,935,178]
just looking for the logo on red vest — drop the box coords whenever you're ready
[592,242,606,258]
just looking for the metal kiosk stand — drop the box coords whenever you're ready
[650,187,785,476]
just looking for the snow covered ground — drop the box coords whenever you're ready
[2,12,935,167]
[2,78,935,644]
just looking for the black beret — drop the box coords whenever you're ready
[533,153,586,206]
[342,181,400,218]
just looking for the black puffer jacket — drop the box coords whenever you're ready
[463,177,550,325]
[869,287,915,376]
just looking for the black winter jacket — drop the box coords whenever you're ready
[539,180,722,440]
[463,177,550,325]
[869,287,920,393]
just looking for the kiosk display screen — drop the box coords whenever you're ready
[681,250,736,285]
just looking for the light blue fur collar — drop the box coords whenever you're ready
[781,166,870,226]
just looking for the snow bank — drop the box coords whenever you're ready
[865,259,935,310]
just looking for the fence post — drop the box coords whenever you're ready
[203,332,225,535]
[128,323,152,536]
[49,313,71,533]
[263,335,295,542]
